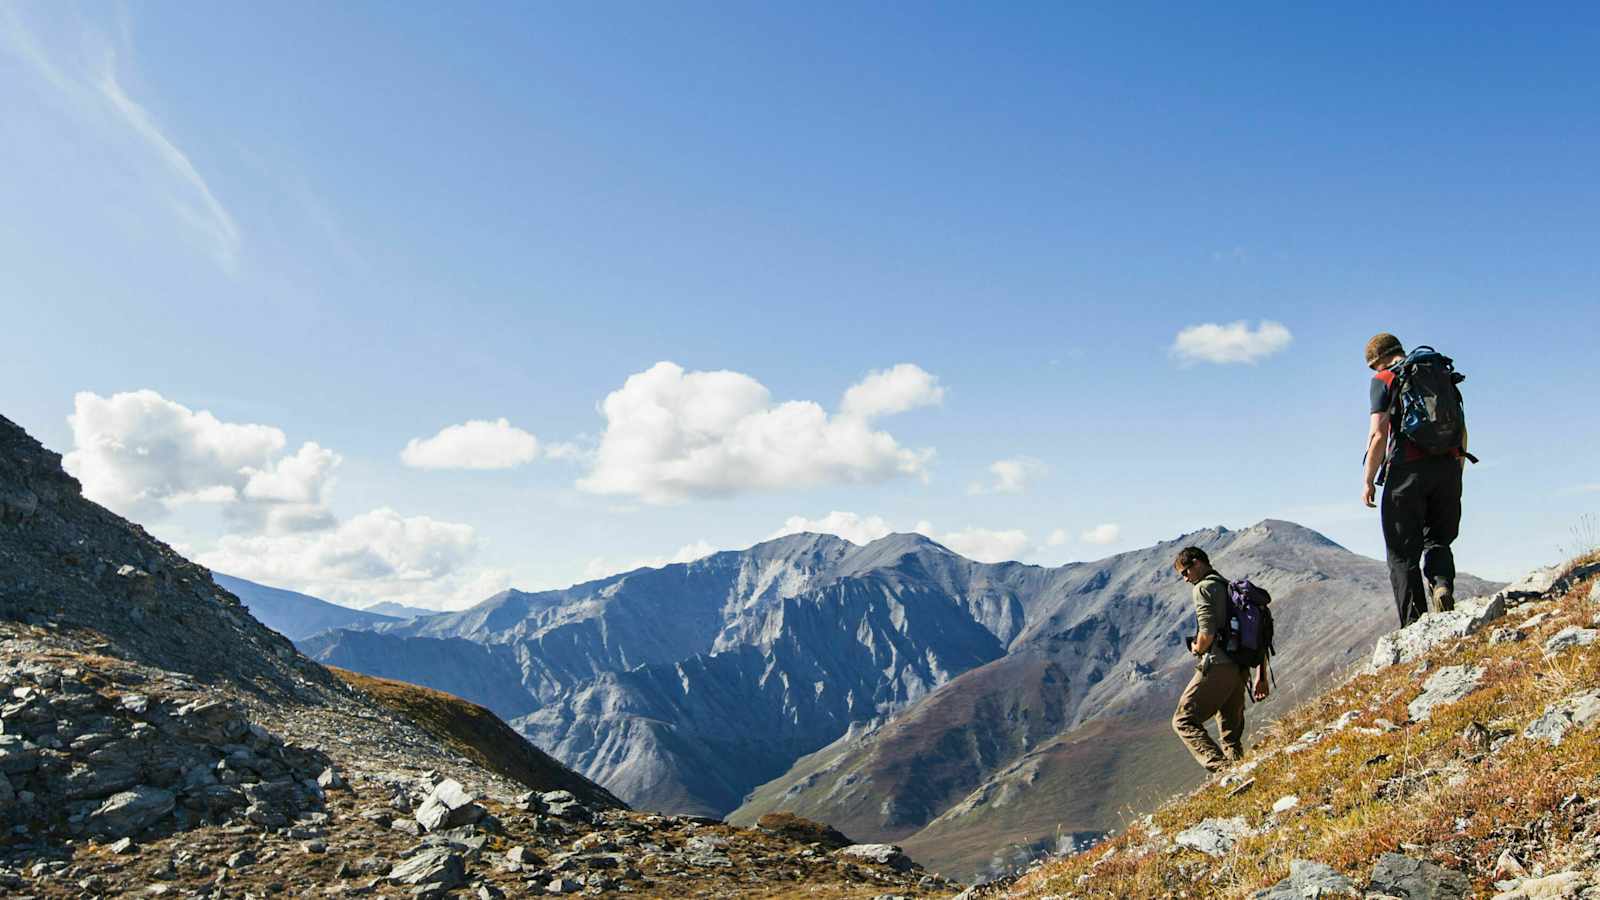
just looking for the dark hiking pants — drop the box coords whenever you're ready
[1172,660,1246,773]
[1381,455,1463,627]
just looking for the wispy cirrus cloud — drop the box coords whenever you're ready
[0,7,241,271]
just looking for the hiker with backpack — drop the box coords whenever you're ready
[1362,333,1478,627]
[1171,547,1272,774]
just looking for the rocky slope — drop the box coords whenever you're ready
[0,413,953,897]
[986,556,1600,899]
[743,522,1496,881]
[214,573,402,642]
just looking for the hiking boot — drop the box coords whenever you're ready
[1428,580,1455,614]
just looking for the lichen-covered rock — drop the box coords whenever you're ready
[1368,852,1471,899]
[1174,817,1250,857]
[1523,690,1600,746]
[1408,665,1485,722]
[1543,626,1598,656]
[1371,596,1506,671]
[1252,859,1357,898]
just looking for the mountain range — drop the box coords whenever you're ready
[302,519,1501,879]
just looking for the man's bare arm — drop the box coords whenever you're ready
[1192,631,1215,654]
[1363,412,1390,507]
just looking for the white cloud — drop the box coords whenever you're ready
[1171,320,1293,366]
[401,418,541,470]
[1046,528,1070,547]
[839,363,945,420]
[916,523,1031,564]
[968,457,1045,495]
[770,511,896,546]
[198,508,486,611]
[64,388,498,610]
[576,362,938,504]
[581,540,719,581]
[1081,523,1122,545]
[64,389,337,530]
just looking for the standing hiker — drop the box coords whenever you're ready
[1172,547,1270,774]
[1362,333,1475,627]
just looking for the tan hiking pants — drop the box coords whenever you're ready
[1172,659,1246,773]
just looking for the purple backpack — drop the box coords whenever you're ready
[1224,579,1274,668]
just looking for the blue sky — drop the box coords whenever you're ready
[3,3,1596,608]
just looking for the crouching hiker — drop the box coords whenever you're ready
[1172,547,1271,774]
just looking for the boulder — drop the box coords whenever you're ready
[1501,566,1560,600]
[86,786,175,838]
[1543,627,1598,656]
[1371,595,1505,671]
[1408,665,1485,722]
[1523,690,1600,746]
[415,778,484,832]
[1174,817,1251,857]
[1492,870,1587,899]
[387,846,465,889]
[838,843,916,871]
[1252,859,1357,898]
[1368,852,1470,899]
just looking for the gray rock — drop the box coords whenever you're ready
[86,786,175,838]
[1543,627,1598,655]
[1372,596,1506,671]
[226,849,255,868]
[1523,690,1600,746]
[838,843,916,872]
[1489,627,1525,644]
[1251,859,1357,898]
[1408,665,1485,722]
[1501,566,1560,600]
[1368,852,1471,899]
[387,846,465,889]
[1174,817,1251,857]
[415,778,484,832]
[545,877,583,894]
[108,837,136,855]
[317,767,346,791]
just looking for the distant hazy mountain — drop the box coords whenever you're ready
[303,521,1499,878]
[359,600,441,620]
[214,573,401,642]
